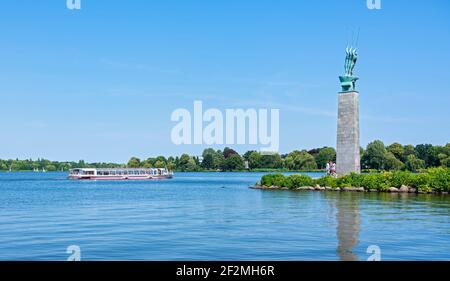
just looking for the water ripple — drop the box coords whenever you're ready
[0,172,449,260]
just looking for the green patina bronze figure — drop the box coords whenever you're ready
[339,47,359,92]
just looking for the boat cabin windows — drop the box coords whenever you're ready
[70,168,170,177]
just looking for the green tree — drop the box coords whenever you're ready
[444,143,450,156]
[362,140,387,170]
[141,158,156,168]
[202,148,224,169]
[59,163,71,171]
[438,153,448,166]
[46,164,57,171]
[201,154,215,170]
[178,154,199,171]
[384,152,405,170]
[142,161,153,168]
[167,161,176,171]
[31,162,38,170]
[248,151,262,169]
[315,147,336,169]
[156,156,167,162]
[223,147,238,158]
[186,158,198,171]
[296,152,317,170]
[127,157,141,168]
[77,160,86,168]
[283,155,294,170]
[405,154,425,172]
[154,160,166,168]
[387,143,404,160]
[286,150,317,170]
[403,145,416,160]
[441,157,450,168]
[202,148,217,158]
[178,154,191,170]
[222,154,245,171]
[260,153,283,169]
[243,150,256,161]
[11,162,22,171]
[414,144,441,167]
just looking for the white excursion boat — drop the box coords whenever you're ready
[69,168,173,180]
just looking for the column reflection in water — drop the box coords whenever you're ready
[333,192,361,261]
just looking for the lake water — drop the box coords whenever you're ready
[0,172,449,261]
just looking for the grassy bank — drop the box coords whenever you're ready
[257,168,450,194]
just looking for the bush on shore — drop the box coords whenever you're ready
[258,168,450,193]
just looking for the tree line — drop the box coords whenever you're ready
[1,140,449,172]
[0,159,122,172]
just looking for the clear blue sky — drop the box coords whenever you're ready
[0,0,449,162]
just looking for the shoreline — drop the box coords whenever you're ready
[250,185,449,195]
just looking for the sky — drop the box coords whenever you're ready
[0,0,449,163]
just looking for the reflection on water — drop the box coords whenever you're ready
[334,193,361,261]
[326,191,450,261]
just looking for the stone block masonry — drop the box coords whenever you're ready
[336,91,361,175]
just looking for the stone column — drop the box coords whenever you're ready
[336,91,361,175]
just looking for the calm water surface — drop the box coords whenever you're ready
[0,172,449,261]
